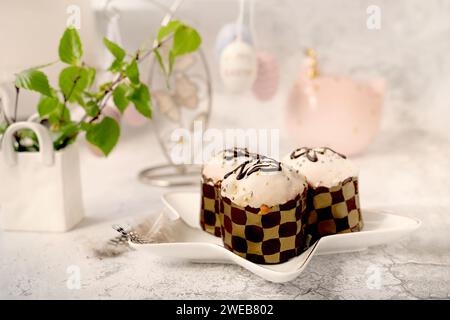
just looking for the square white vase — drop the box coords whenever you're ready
[0,122,84,232]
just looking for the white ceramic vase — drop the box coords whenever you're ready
[0,122,84,232]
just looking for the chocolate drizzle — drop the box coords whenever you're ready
[222,147,260,161]
[290,147,346,162]
[224,157,282,180]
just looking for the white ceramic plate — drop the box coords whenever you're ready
[130,192,421,283]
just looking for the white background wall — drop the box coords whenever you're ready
[1,0,449,138]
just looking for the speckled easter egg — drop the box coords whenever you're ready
[252,52,280,101]
[219,40,258,94]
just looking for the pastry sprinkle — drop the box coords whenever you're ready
[258,205,271,215]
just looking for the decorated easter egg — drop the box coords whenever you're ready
[219,40,257,94]
[215,23,253,57]
[252,52,280,101]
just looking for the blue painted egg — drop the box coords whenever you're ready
[215,23,253,57]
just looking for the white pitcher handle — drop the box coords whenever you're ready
[2,122,54,167]
[0,86,12,121]
[27,113,42,123]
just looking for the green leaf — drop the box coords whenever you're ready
[99,81,113,92]
[154,49,167,77]
[17,129,37,139]
[59,66,89,102]
[108,59,124,73]
[157,20,182,42]
[37,95,60,117]
[48,103,71,125]
[155,48,170,87]
[0,122,8,135]
[103,37,126,61]
[103,38,126,72]
[15,69,52,96]
[47,107,71,133]
[84,100,100,117]
[79,122,91,131]
[29,60,59,70]
[125,60,140,84]
[127,83,152,119]
[86,117,120,156]
[16,129,39,151]
[61,106,71,123]
[75,95,86,107]
[36,94,70,129]
[168,51,175,75]
[112,83,130,113]
[86,67,96,88]
[172,25,201,56]
[83,91,98,99]
[59,27,83,65]
[53,122,79,150]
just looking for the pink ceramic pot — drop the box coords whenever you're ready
[285,68,385,156]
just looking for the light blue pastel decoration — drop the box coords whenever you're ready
[215,23,253,57]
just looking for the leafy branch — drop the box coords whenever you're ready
[7,20,201,156]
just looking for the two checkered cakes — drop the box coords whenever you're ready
[200,180,222,237]
[220,189,308,264]
[306,177,363,245]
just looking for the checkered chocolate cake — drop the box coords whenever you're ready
[220,189,308,264]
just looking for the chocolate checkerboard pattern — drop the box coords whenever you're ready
[219,189,308,264]
[200,179,222,237]
[305,177,363,246]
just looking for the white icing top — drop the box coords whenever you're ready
[221,158,307,208]
[282,147,358,188]
[202,148,258,184]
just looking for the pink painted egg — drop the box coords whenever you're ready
[252,52,279,101]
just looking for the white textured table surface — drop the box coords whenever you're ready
[1,98,450,299]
